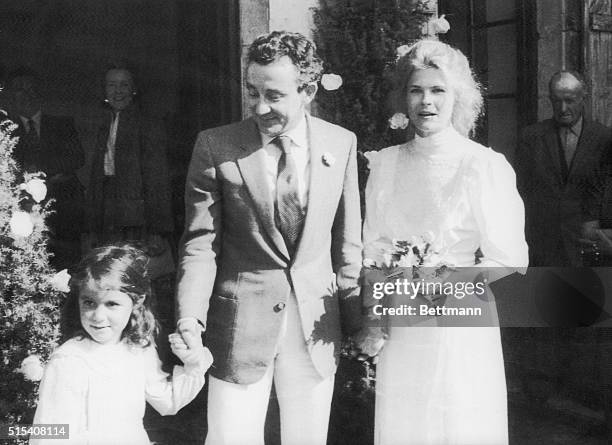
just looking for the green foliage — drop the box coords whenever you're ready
[0,114,62,426]
[313,0,428,152]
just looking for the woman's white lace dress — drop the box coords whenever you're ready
[364,126,528,445]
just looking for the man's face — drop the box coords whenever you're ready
[246,56,316,137]
[550,76,585,127]
[105,69,135,112]
[8,75,41,118]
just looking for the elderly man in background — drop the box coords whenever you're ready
[515,70,612,267]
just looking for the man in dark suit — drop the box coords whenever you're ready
[176,31,362,444]
[6,68,85,268]
[515,70,612,267]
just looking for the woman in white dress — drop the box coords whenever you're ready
[355,40,529,444]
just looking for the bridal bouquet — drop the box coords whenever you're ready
[364,234,449,280]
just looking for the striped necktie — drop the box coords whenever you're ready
[273,135,305,255]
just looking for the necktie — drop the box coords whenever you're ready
[27,119,37,138]
[274,135,304,255]
[562,127,577,168]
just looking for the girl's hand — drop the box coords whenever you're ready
[169,332,213,370]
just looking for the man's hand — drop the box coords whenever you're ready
[176,317,203,339]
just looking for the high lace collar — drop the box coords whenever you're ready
[411,125,461,155]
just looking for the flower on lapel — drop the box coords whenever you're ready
[321,73,343,91]
[322,152,336,167]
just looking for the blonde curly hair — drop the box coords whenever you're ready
[394,39,483,137]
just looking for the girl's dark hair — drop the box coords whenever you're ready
[61,244,157,346]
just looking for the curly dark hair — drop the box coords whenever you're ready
[247,30,324,89]
[61,244,157,347]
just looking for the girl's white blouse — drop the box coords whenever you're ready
[31,337,206,445]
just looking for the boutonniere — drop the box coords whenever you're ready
[322,152,335,167]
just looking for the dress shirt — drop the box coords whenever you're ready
[104,112,119,176]
[559,117,583,167]
[259,116,310,207]
[19,110,41,137]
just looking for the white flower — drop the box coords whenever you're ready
[430,14,451,34]
[19,355,44,381]
[322,152,336,166]
[320,73,343,91]
[388,112,409,130]
[9,211,34,237]
[396,44,411,59]
[20,178,47,203]
[50,269,71,293]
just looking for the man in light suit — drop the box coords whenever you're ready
[515,70,612,266]
[175,31,362,445]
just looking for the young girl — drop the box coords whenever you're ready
[31,245,212,445]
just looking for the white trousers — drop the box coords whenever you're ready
[205,294,335,445]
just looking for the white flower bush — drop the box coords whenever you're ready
[9,211,34,237]
[50,269,71,293]
[20,177,47,203]
[19,355,44,382]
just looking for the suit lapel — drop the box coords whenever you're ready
[236,121,290,261]
[294,115,335,263]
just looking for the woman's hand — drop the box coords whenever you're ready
[350,326,387,361]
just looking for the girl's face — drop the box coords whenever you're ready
[79,281,134,345]
[406,67,455,137]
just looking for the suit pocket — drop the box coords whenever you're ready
[206,294,238,362]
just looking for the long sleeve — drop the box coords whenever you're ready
[469,150,529,268]
[143,346,206,416]
[30,355,89,445]
[176,131,222,322]
[330,131,363,334]
[362,148,396,264]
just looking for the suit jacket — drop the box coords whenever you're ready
[88,105,174,235]
[515,118,612,266]
[176,114,363,384]
[11,113,85,238]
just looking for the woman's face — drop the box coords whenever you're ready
[105,69,135,112]
[406,67,454,137]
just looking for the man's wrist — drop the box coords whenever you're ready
[177,317,206,332]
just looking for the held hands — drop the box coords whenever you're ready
[350,326,387,363]
[169,331,213,371]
